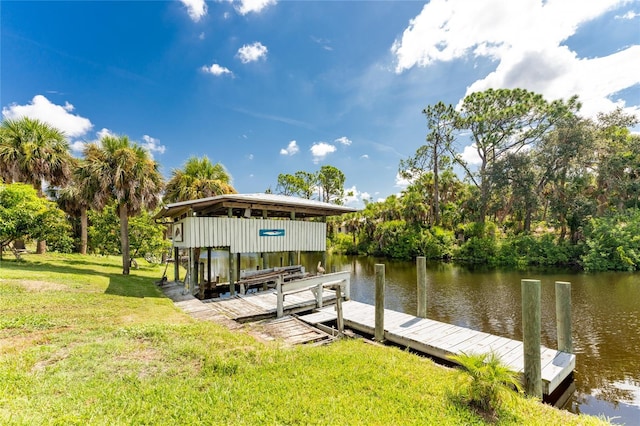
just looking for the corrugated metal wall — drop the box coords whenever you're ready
[173,217,326,253]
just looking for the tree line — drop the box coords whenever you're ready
[327,88,640,272]
[2,87,638,272]
[0,119,238,272]
[0,117,349,272]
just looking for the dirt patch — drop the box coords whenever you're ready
[32,347,71,373]
[18,280,68,292]
[0,332,51,355]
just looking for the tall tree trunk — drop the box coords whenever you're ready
[119,204,130,275]
[433,143,440,226]
[34,180,47,254]
[36,240,47,254]
[80,207,88,255]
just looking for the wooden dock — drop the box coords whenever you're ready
[203,288,338,322]
[159,281,335,345]
[301,300,575,395]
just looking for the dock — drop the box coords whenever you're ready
[202,287,338,322]
[300,300,575,396]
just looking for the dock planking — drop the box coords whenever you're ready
[306,300,575,395]
[202,288,338,322]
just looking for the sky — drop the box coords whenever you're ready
[2,0,639,207]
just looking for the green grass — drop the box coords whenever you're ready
[0,253,608,425]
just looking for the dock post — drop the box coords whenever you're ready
[417,256,427,318]
[316,281,324,308]
[236,253,242,294]
[555,281,573,353]
[375,264,385,342]
[173,247,180,282]
[522,279,542,399]
[207,248,212,286]
[229,250,235,296]
[276,276,284,318]
[198,262,205,299]
[335,284,344,335]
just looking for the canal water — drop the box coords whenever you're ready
[204,251,640,424]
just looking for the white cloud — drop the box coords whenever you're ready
[180,0,207,22]
[201,63,233,76]
[342,186,372,207]
[335,136,352,146]
[235,0,276,15]
[616,11,639,19]
[310,142,336,163]
[360,154,369,160]
[280,140,299,156]
[2,95,93,138]
[96,128,114,140]
[199,32,205,40]
[248,154,254,160]
[391,0,640,117]
[394,172,411,188]
[142,135,166,156]
[460,144,482,166]
[69,141,86,154]
[237,42,268,63]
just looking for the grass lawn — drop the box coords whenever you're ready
[0,253,608,425]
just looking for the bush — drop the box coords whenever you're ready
[449,352,522,416]
[455,236,498,264]
[582,209,640,271]
[494,233,575,269]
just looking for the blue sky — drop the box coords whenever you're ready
[2,0,639,207]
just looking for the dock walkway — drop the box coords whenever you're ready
[302,300,575,395]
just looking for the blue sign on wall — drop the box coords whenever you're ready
[259,229,285,237]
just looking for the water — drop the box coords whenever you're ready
[331,255,640,425]
[199,251,640,424]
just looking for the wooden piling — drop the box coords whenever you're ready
[173,247,180,282]
[417,256,427,318]
[375,264,385,342]
[335,284,344,335]
[229,250,235,296]
[207,247,212,285]
[236,253,242,294]
[555,281,573,353]
[276,276,283,318]
[522,279,542,399]
[198,262,205,299]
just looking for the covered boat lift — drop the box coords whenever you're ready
[154,193,357,298]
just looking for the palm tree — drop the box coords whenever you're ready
[0,117,74,253]
[76,135,163,274]
[164,156,236,203]
[50,171,90,255]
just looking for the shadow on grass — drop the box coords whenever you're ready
[105,275,164,298]
[1,255,165,299]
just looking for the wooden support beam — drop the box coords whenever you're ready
[555,281,572,353]
[417,256,427,318]
[173,247,180,282]
[229,249,235,296]
[522,279,542,399]
[207,247,212,285]
[335,285,344,335]
[375,264,385,342]
[276,276,284,318]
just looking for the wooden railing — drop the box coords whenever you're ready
[275,271,351,319]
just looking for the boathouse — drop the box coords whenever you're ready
[155,193,357,297]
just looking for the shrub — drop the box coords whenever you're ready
[449,351,522,415]
[582,209,640,271]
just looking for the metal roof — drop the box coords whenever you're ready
[155,193,358,220]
